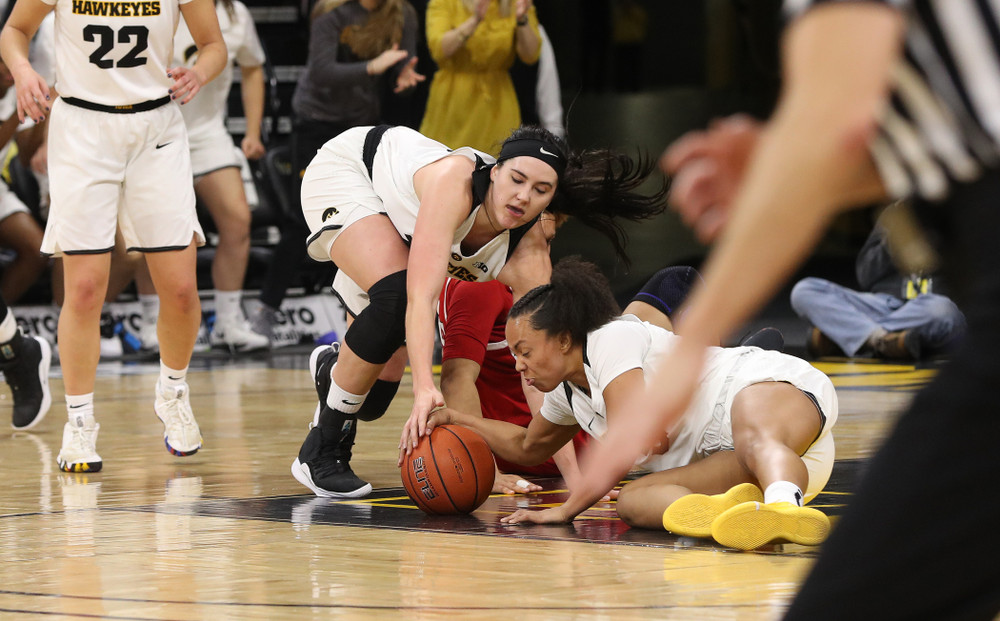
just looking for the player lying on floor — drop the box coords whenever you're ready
[438,237,785,495]
[427,257,837,550]
[438,258,704,494]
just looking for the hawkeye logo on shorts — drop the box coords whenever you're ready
[322,208,339,222]
[72,0,161,16]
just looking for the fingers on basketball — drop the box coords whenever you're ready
[400,425,496,515]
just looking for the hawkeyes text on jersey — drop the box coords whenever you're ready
[72,1,161,17]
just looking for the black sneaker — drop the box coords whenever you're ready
[309,343,340,405]
[291,421,372,498]
[290,409,372,498]
[1,332,52,430]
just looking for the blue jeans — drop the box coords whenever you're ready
[789,277,965,356]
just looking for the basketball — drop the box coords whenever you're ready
[400,424,496,515]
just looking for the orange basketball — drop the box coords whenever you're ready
[400,424,496,515]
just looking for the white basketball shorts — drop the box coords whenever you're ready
[42,98,204,256]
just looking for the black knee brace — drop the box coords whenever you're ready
[630,266,702,319]
[345,270,407,364]
[356,379,400,422]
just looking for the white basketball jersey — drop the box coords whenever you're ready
[539,317,740,470]
[174,0,263,133]
[367,126,517,283]
[43,0,189,105]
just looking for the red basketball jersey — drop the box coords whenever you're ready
[438,279,586,476]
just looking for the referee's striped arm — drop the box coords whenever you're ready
[784,0,1000,202]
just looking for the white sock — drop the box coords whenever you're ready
[325,364,367,415]
[215,290,243,326]
[159,362,188,392]
[138,294,159,328]
[66,393,95,423]
[0,310,17,343]
[764,481,804,507]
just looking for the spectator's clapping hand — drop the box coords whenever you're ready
[394,57,425,93]
[474,0,489,21]
[369,44,409,76]
[661,114,761,243]
[515,0,532,20]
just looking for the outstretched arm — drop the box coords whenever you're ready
[578,3,904,502]
[428,406,579,469]
[502,367,646,525]
[400,156,477,452]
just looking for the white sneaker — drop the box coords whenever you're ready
[210,318,270,353]
[99,335,123,359]
[57,417,103,473]
[154,381,202,456]
[248,305,278,343]
[139,323,159,353]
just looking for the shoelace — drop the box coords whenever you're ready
[311,446,349,478]
[67,422,96,454]
[161,391,198,435]
[310,430,354,478]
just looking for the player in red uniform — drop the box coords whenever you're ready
[436,219,782,494]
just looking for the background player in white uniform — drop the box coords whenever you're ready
[428,258,837,550]
[0,0,226,472]
[0,61,46,303]
[173,0,267,352]
[294,124,667,499]
[0,60,51,432]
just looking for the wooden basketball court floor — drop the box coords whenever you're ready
[0,349,936,620]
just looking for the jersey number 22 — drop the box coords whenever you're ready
[84,25,149,69]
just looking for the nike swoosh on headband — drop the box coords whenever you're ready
[539,146,558,157]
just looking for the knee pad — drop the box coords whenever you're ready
[345,270,407,364]
[356,379,400,422]
[631,266,702,319]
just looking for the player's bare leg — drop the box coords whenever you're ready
[196,168,267,352]
[56,252,110,472]
[144,242,203,456]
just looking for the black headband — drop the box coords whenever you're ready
[497,138,566,178]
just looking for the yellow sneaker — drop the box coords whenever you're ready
[710,501,831,550]
[661,483,764,537]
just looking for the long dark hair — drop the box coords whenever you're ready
[497,126,669,268]
[509,257,620,345]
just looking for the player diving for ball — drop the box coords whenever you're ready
[292,123,668,498]
[428,257,838,550]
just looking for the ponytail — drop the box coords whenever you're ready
[498,127,668,268]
